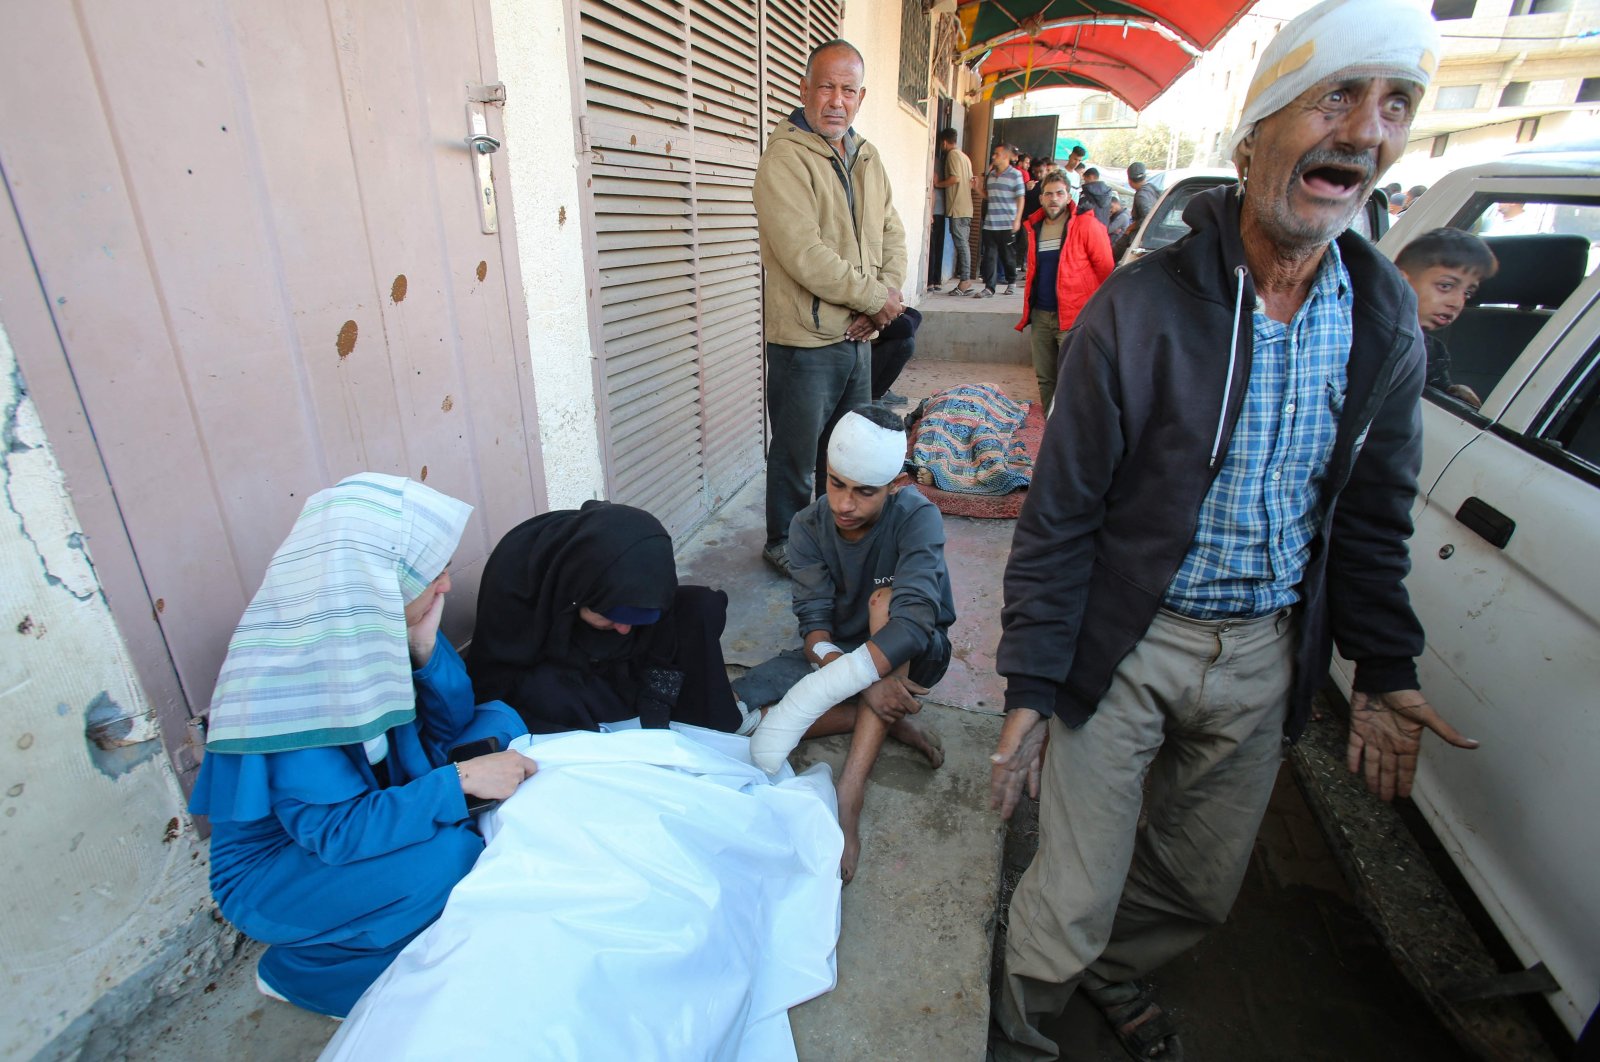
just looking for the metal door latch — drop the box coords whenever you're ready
[466,102,498,233]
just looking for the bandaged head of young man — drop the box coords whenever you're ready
[1228,0,1439,251]
[825,406,906,539]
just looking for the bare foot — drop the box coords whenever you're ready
[837,782,865,884]
[890,717,944,768]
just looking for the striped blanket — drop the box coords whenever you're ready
[910,383,1034,495]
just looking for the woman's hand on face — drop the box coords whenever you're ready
[407,588,447,666]
[457,750,538,800]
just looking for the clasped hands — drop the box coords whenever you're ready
[844,286,905,341]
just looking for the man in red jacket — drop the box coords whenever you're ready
[1014,171,1114,414]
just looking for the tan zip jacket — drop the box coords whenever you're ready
[753,111,906,348]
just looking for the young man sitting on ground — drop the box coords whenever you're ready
[750,405,956,883]
[1395,227,1499,410]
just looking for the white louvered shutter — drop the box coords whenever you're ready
[576,0,840,536]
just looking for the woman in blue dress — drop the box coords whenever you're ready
[188,473,536,1017]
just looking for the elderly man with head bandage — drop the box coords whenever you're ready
[987,4,1479,1059]
[749,405,956,883]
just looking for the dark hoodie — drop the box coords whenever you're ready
[1077,180,1114,226]
[998,185,1427,740]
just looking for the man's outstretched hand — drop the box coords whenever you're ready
[989,708,1048,820]
[1345,689,1478,802]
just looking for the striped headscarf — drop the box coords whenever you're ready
[202,473,471,755]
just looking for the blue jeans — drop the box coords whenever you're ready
[948,217,973,281]
[764,339,870,544]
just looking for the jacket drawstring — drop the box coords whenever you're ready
[1210,264,1249,469]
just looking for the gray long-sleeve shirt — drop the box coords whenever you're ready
[787,489,957,668]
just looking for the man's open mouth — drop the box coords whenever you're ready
[1299,163,1367,199]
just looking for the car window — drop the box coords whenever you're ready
[1414,194,1600,409]
[1536,339,1600,479]
[1463,197,1600,272]
[1348,189,1391,242]
[1138,178,1232,253]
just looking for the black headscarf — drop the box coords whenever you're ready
[469,501,678,731]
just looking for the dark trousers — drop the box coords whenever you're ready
[927,214,947,286]
[765,339,869,543]
[870,306,921,401]
[982,228,1016,290]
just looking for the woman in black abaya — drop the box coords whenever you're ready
[468,501,746,735]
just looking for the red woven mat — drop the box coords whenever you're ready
[898,397,1043,520]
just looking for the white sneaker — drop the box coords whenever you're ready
[256,968,290,1004]
[735,700,763,736]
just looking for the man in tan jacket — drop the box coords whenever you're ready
[753,39,907,576]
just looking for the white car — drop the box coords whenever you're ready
[1330,152,1600,1038]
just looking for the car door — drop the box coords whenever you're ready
[1403,291,1600,1037]
[1333,178,1600,1037]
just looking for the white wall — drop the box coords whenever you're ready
[845,3,936,308]
[490,0,607,509]
[0,314,221,1060]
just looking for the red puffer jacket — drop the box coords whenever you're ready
[1014,205,1115,333]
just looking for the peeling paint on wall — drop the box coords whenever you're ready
[84,691,160,778]
[3,365,99,600]
[0,314,220,1059]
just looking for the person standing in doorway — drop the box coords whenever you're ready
[932,127,977,295]
[753,39,907,577]
[979,144,1025,298]
[927,150,947,292]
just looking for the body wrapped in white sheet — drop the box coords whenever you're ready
[321,724,842,1061]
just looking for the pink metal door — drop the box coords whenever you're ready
[0,0,546,790]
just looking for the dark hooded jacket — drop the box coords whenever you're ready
[998,185,1427,739]
[469,501,739,734]
[1076,180,1115,226]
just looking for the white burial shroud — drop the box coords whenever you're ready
[321,723,843,1062]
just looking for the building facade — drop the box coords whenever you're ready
[0,1,947,1055]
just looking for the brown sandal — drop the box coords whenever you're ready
[1085,981,1184,1061]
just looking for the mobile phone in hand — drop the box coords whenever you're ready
[448,737,502,817]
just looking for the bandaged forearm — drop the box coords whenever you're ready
[749,644,880,774]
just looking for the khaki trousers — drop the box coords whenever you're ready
[1027,310,1068,416]
[994,607,1293,1061]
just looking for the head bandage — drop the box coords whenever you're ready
[1226,0,1440,163]
[827,411,906,487]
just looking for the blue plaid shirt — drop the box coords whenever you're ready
[1163,242,1352,619]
